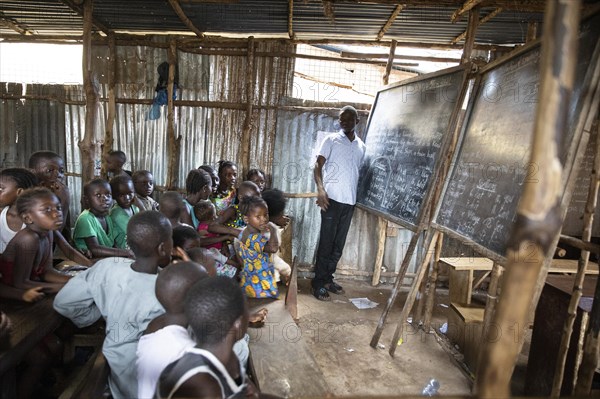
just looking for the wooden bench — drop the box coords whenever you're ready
[440,257,599,305]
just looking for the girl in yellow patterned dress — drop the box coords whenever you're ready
[236,196,279,298]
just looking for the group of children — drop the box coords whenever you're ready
[0,149,290,398]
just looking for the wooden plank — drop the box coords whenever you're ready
[247,299,329,397]
[449,267,473,305]
[284,256,298,320]
[441,257,599,274]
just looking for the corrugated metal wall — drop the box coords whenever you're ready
[272,98,419,284]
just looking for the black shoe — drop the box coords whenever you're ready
[324,282,345,294]
[312,287,330,301]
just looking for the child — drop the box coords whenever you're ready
[246,168,266,192]
[181,169,212,229]
[217,180,261,229]
[236,196,279,299]
[105,150,132,179]
[54,211,174,399]
[136,261,210,399]
[159,191,187,228]
[198,164,219,195]
[155,276,251,398]
[193,200,236,249]
[0,168,38,253]
[28,151,70,232]
[133,170,159,211]
[73,179,133,259]
[212,160,238,215]
[262,188,292,284]
[109,175,140,248]
[0,188,71,294]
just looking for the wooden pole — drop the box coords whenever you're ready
[166,38,181,189]
[413,255,430,326]
[451,7,502,45]
[559,234,600,253]
[389,230,440,356]
[423,232,443,332]
[382,39,397,86]
[167,0,205,38]
[288,0,295,40]
[461,6,480,64]
[240,36,255,177]
[78,0,102,185]
[451,0,484,22]
[376,4,405,41]
[341,51,460,63]
[101,33,116,180]
[526,21,539,42]
[371,217,388,286]
[477,262,503,371]
[476,1,581,396]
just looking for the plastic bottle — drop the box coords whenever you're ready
[422,379,440,396]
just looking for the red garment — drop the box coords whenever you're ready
[0,251,48,286]
[197,222,222,250]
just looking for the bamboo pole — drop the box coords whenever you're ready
[78,0,103,184]
[166,38,181,189]
[240,36,255,177]
[167,0,205,38]
[461,6,480,64]
[422,233,443,332]
[371,218,388,286]
[389,230,440,356]
[475,1,581,396]
[451,7,502,45]
[382,40,397,86]
[101,33,116,180]
[376,4,405,41]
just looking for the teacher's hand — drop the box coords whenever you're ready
[316,190,330,211]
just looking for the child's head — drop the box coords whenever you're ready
[109,175,135,209]
[185,169,212,205]
[83,178,112,216]
[236,181,260,203]
[239,196,269,232]
[198,165,219,195]
[185,247,218,277]
[132,170,155,199]
[172,225,201,252]
[155,261,209,313]
[193,200,216,223]
[339,105,359,135]
[0,168,38,208]
[106,150,127,174]
[159,191,184,221]
[28,151,65,185]
[261,188,287,220]
[246,168,266,192]
[127,211,173,266]
[185,276,248,346]
[217,160,237,191]
[16,187,63,232]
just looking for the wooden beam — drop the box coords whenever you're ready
[322,0,335,23]
[61,0,111,35]
[371,218,388,286]
[451,7,502,44]
[240,36,255,176]
[376,4,405,41]
[166,38,181,190]
[475,1,581,396]
[167,0,205,38]
[288,0,295,40]
[460,6,479,63]
[451,0,484,23]
[334,0,547,13]
[382,39,397,85]
[526,20,539,42]
[559,234,600,254]
[0,12,33,35]
[341,51,460,63]
[101,33,116,180]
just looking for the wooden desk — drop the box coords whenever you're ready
[0,297,64,398]
[440,257,599,305]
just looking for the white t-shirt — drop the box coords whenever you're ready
[318,131,366,205]
[0,206,25,253]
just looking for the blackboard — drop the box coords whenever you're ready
[433,11,600,258]
[356,66,469,230]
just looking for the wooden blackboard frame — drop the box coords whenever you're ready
[356,64,472,232]
[431,10,600,264]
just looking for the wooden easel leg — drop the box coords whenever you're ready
[423,233,444,333]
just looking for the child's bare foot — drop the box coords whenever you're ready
[22,287,45,302]
[249,308,268,327]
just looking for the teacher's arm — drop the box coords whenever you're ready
[314,155,329,211]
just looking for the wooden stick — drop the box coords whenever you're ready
[382,40,397,86]
[101,33,116,180]
[476,1,581,396]
[461,6,480,63]
[423,233,443,332]
[526,21,539,42]
[166,38,181,189]
[451,7,502,45]
[322,0,335,23]
[285,256,298,320]
[0,11,33,35]
[372,218,388,286]
[572,311,589,391]
[341,51,460,63]
[288,0,295,40]
[376,4,405,41]
[167,0,205,38]
[574,267,600,394]
[451,0,484,22]
[61,0,111,35]
[389,230,440,356]
[478,261,503,371]
[413,254,430,326]
[559,234,600,253]
[472,270,491,291]
[240,36,255,177]
[78,0,102,185]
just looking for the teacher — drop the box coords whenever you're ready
[312,105,366,301]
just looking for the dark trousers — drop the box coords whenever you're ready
[312,199,355,289]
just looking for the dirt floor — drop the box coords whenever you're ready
[291,277,474,397]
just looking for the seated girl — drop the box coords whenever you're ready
[181,169,213,229]
[193,200,236,250]
[246,168,266,192]
[109,175,140,248]
[216,181,261,230]
[73,179,133,259]
[211,160,238,215]
[236,196,279,299]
